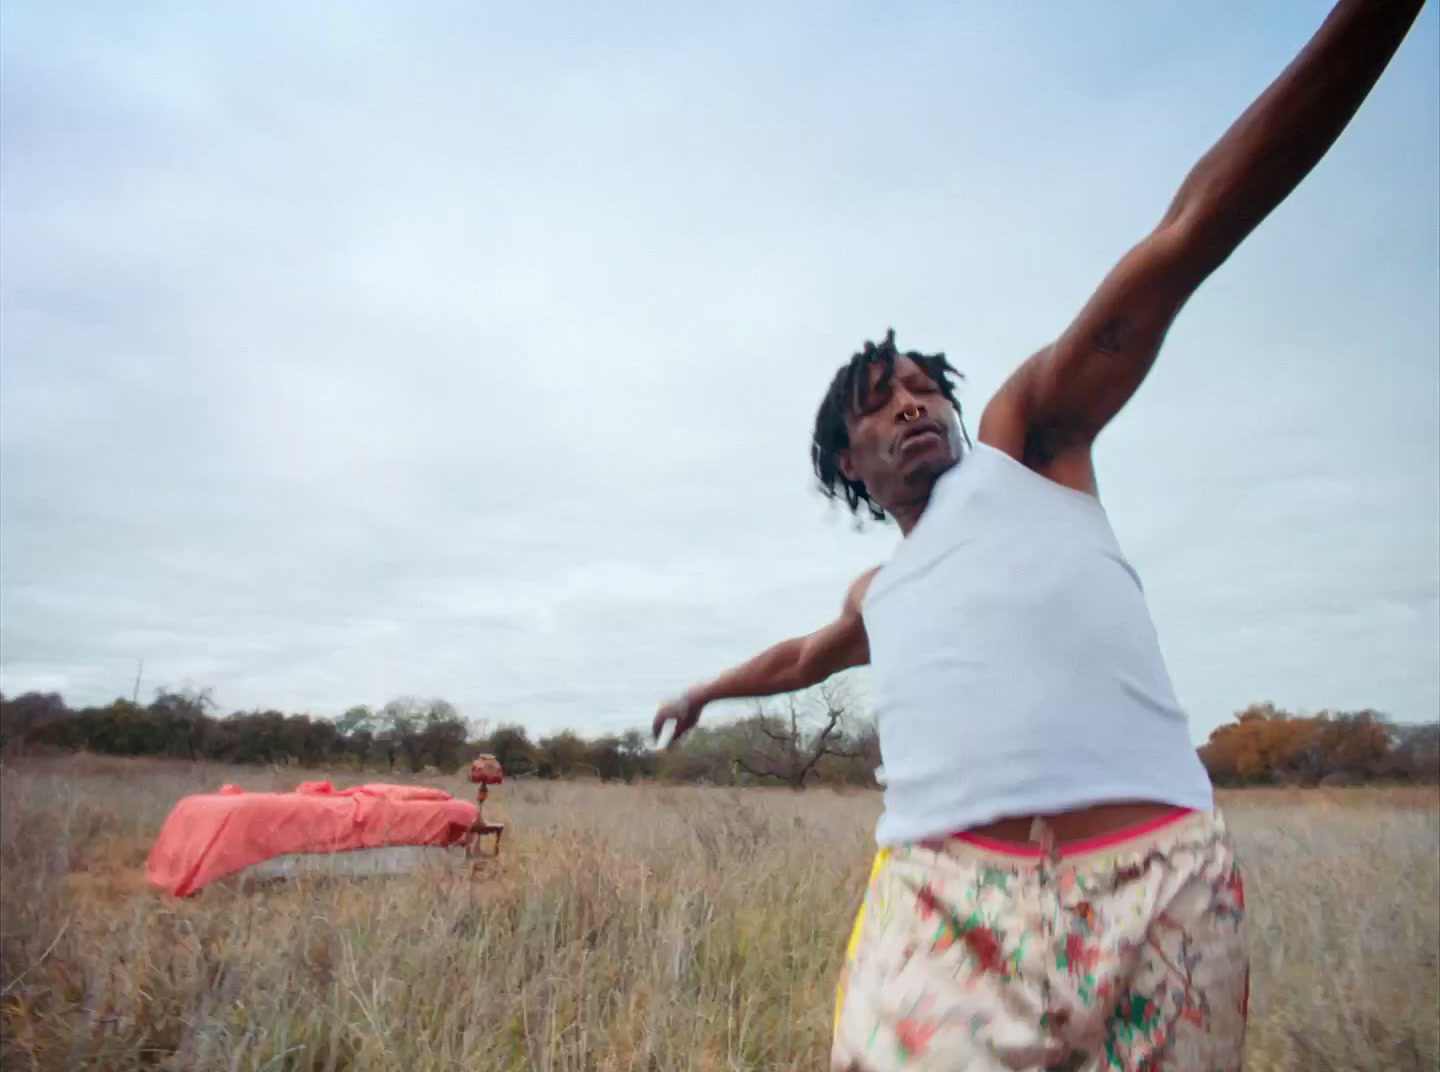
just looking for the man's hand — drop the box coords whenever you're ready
[653,691,703,749]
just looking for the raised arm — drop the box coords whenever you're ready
[652,569,876,747]
[980,0,1427,479]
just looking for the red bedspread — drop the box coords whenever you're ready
[146,781,479,897]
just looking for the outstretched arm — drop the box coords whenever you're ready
[980,0,1427,474]
[652,569,875,747]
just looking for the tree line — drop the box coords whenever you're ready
[0,682,880,788]
[1197,702,1438,786]
[1,687,1434,788]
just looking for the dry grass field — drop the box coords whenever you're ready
[1,756,1436,1071]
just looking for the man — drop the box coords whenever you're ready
[653,1,1427,1068]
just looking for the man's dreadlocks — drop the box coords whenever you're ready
[810,329,965,522]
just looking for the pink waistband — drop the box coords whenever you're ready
[953,807,1195,859]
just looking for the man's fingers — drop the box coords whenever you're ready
[653,698,695,749]
[666,716,697,750]
[653,718,686,751]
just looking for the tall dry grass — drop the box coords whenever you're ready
[1,756,1436,1071]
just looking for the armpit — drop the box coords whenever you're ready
[1022,417,1082,469]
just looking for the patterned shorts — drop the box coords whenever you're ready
[832,810,1248,1072]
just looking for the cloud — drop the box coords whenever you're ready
[2,1,1436,741]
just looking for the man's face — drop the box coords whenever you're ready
[838,356,963,518]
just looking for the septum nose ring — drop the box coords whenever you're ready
[899,406,921,422]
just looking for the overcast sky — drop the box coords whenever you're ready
[2,1,1436,743]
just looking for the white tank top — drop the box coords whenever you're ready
[862,442,1214,847]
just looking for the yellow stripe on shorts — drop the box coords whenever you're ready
[834,848,890,1036]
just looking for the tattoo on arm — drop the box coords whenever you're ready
[1092,317,1133,357]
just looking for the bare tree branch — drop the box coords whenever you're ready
[734,757,787,781]
[729,681,868,789]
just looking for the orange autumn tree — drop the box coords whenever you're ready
[1199,703,1400,786]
